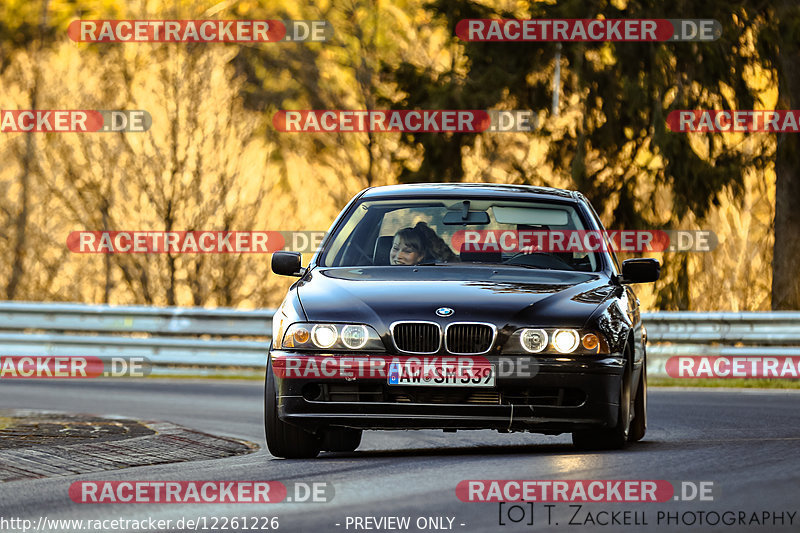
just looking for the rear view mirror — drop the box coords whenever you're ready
[443,211,490,225]
[272,251,303,276]
[621,258,660,283]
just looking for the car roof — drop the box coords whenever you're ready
[359,183,579,202]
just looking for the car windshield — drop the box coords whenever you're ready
[319,198,602,272]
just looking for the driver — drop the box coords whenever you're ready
[389,222,457,265]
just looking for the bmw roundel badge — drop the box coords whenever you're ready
[435,307,455,317]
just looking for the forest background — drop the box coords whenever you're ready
[1,0,798,311]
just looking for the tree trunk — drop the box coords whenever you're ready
[771,45,800,310]
[6,0,49,299]
[6,104,33,300]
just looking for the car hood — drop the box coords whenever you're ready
[295,266,614,331]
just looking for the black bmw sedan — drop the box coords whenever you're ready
[266,183,660,458]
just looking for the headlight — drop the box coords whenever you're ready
[341,324,368,349]
[280,322,384,352]
[312,324,338,348]
[502,328,609,355]
[519,328,548,353]
[553,329,580,353]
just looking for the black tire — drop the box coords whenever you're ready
[572,346,633,451]
[628,359,647,442]
[265,357,320,459]
[320,428,362,452]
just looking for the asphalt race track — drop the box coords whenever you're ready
[0,379,798,533]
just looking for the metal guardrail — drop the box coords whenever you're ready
[1,302,798,377]
[0,301,273,369]
[0,301,273,336]
[642,312,800,345]
[642,311,800,376]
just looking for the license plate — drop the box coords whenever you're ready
[387,363,495,387]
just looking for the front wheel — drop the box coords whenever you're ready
[572,348,632,451]
[265,357,320,459]
[628,360,647,442]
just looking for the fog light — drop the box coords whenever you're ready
[553,329,579,353]
[520,328,548,353]
[341,325,368,350]
[582,333,600,351]
[302,383,322,401]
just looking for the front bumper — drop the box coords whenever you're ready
[269,350,624,434]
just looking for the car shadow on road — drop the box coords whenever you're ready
[318,440,663,460]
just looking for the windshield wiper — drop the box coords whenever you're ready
[465,262,556,270]
[505,263,554,270]
[415,261,566,270]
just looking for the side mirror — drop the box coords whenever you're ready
[621,258,660,283]
[272,251,303,276]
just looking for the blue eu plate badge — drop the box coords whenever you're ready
[388,362,400,384]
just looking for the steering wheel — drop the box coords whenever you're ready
[347,241,375,265]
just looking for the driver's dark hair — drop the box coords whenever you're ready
[395,222,456,262]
